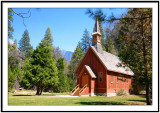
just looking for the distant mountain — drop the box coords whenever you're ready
[62,50,73,63]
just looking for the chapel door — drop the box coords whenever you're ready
[81,74,88,88]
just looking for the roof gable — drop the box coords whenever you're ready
[85,65,97,78]
[75,46,95,73]
[78,65,97,79]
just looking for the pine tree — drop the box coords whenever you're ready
[22,40,59,95]
[20,58,33,89]
[106,37,117,55]
[77,41,83,51]
[99,21,106,51]
[116,8,152,105]
[56,58,70,92]
[44,27,53,44]
[8,8,14,39]
[81,29,92,54]
[33,40,58,95]
[19,29,33,58]
[105,27,118,55]
[57,58,65,72]
[69,46,84,86]
[43,27,56,60]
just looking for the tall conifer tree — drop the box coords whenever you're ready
[106,37,117,55]
[43,27,57,60]
[22,40,58,95]
[19,29,33,58]
[80,29,92,54]
[44,27,53,44]
[117,9,152,105]
[99,21,106,51]
[56,58,70,92]
[69,46,84,86]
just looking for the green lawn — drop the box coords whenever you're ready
[8,93,147,105]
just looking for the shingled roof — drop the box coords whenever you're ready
[85,65,97,78]
[90,46,134,76]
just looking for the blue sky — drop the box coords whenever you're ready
[12,8,128,52]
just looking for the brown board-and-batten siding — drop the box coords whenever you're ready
[76,47,107,93]
[107,71,132,93]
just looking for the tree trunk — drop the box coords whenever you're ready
[40,87,43,95]
[141,18,151,105]
[36,85,41,95]
[145,70,151,105]
[36,82,41,95]
[143,41,151,105]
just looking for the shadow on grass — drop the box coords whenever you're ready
[76,102,126,105]
[128,100,146,102]
[13,94,32,96]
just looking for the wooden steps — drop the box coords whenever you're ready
[71,84,87,96]
[72,88,81,96]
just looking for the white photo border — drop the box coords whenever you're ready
[2,1,159,112]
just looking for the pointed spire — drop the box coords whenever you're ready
[92,18,101,35]
[92,18,103,54]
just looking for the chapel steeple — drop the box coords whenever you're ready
[92,18,103,54]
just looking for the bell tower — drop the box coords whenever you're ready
[92,18,103,54]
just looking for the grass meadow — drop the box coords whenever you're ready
[8,90,147,105]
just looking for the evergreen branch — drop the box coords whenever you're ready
[86,9,152,23]
[104,15,152,22]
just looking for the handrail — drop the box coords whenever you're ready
[79,84,87,96]
[71,84,79,95]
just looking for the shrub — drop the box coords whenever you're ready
[117,89,126,96]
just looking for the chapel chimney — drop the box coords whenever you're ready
[92,18,103,54]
